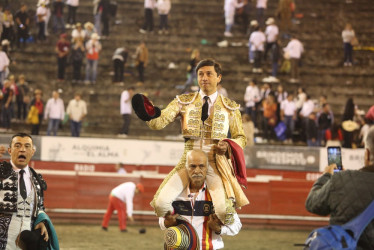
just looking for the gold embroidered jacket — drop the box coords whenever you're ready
[147,92,246,148]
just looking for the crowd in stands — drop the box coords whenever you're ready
[0,0,369,148]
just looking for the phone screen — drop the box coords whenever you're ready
[327,147,342,171]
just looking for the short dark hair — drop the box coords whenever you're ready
[195,59,222,77]
[10,133,33,147]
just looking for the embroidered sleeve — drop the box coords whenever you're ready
[146,98,180,130]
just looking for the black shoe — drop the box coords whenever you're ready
[121,229,128,233]
[102,227,108,231]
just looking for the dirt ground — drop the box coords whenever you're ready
[55,223,310,250]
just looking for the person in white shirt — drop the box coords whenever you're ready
[157,0,171,35]
[102,182,144,232]
[244,79,260,123]
[249,26,266,73]
[283,35,304,82]
[120,87,134,136]
[159,150,242,250]
[281,94,296,142]
[223,0,244,37]
[36,1,47,41]
[71,22,86,43]
[264,17,279,61]
[256,0,267,27]
[139,0,156,33]
[66,93,87,137]
[342,23,355,66]
[44,91,65,136]
[66,0,79,28]
[0,49,10,87]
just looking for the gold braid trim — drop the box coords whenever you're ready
[220,95,240,111]
[176,92,199,105]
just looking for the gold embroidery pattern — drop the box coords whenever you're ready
[220,95,240,111]
[176,92,198,104]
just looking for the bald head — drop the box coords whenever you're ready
[365,127,374,166]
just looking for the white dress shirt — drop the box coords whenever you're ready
[265,24,279,43]
[44,97,65,120]
[120,90,132,115]
[66,99,87,122]
[11,163,33,198]
[111,182,136,217]
[281,99,296,116]
[300,100,315,117]
[199,90,218,116]
[284,39,304,59]
[244,85,260,108]
[249,31,266,51]
[256,0,267,8]
[144,0,156,9]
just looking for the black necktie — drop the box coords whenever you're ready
[201,96,209,122]
[19,170,27,200]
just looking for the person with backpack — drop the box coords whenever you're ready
[305,126,374,249]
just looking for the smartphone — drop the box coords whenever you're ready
[327,146,342,171]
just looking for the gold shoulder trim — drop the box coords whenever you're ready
[176,92,198,105]
[220,95,240,111]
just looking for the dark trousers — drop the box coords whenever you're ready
[264,42,275,61]
[70,121,82,137]
[113,59,124,82]
[16,97,27,120]
[17,27,29,48]
[102,17,109,36]
[254,51,263,68]
[1,105,12,129]
[290,58,300,79]
[67,5,77,24]
[245,106,256,126]
[38,22,46,41]
[72,60,82,81]
[121,114,131,134]
[137,62,145,82]
[344,42,353,63]
[57,56,67,80]
[159,14,168,30]
[142,8,154,31]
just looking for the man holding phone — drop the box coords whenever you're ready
[305,127,374,249]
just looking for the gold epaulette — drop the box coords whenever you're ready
[176,92,198,105]
[220,95,240,111]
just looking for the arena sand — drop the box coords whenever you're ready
[55,224,309,249]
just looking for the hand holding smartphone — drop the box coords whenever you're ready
[327,146,343,171]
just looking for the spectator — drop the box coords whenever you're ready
[29,89,44,135]
[157,0,171,35]
[342,98,356,148]
[1,8,14,42]
[71,22,85,43]
[264,17,279,61]
[93,0,102,36]
[112,47,128,84]
[66,93,87,137]
[276,0,293,33]
[318,103,333,146]
[52,0,65,34]
[41,0,51,36]
[283,35,304,82]
[84,22,96,40]
[175,49,200,94]
[242,114,254,146]
[237,0,251,35]
[139,0,156,34]
[359,118,370,147]
[248,20,259,63]
[342,23,355,67]
[85,33,101,84]
[244,78,260,122]
[0,80,13,131]
[66,0,79,28]
[0,45,9,88]
[119,86,134,136]
[44,90,65,136]
[281,94,296,143]
[14,4,30,49]
[36,1,47,42]
[365,105,374,124]
[55,33,70,82]
[249,25,266,73]
[306,112,318,147]
[325,121,344,145]
[134,41,148,84]
[262,94,277,142]
[71,39,85,83]
[295,87,306,111]
[97,0,110,37]
[115,163,127,174]
[223,0,244,37]
[256,0,267,28]
[0,6,3,39]
[16,74,29,121]
[275,84,287,104]
[101,182,144,232]
[305,126,374,249]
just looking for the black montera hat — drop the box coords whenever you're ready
[132,94,161,121]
